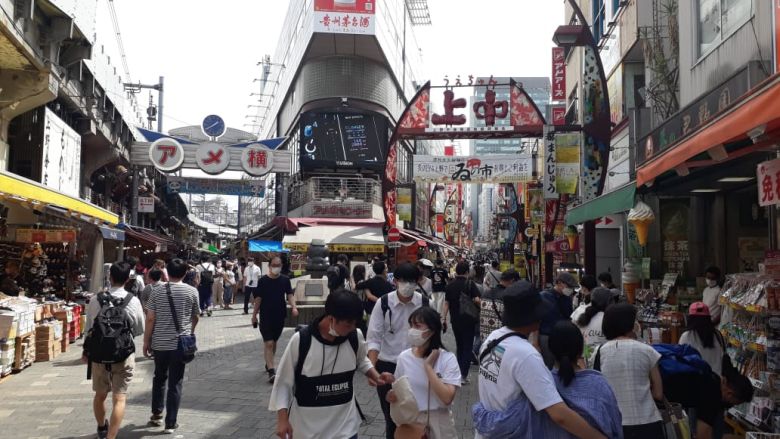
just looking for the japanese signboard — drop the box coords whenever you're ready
[241,144,275,177]
[283,243,309,253]
[607,65,624,125]
[758,158,780,207]
[543,126,557,199]
[329,244,385,253]
[413,155,532,183]
[555,132,580,195]
[166,176,266,197]
[16,229,77,243]
[551,47,566,101]
[397,187,412,223]
[314,0,375,35]
[435,214,444,234]
[138,197,155,213]
[552,106,566,126]
[148,138,185,172]
[660,199,689,275]
[196,144,230,175]
[309,201,372,218]
[525,188,544,225]
[42,108,81,198]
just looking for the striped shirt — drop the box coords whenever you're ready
[147,281,200,351]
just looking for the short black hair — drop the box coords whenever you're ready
[491,261,499,269]
[200,255,210,263]
[598,272,613,284]
[393,263,420,282]
[501,269,521,282]
[125,256,139,267]
[167,258,189,279]
[408,307,445,358]
[455,261,470,275]
[372,261,387,276]
[436,259,444,265]
[325,290,364,323]
[725,369,754,404]
[110,261,132,285]
[705,266,721,278]
[580,274,598,290]
[337,254,349,264]
[602,303,637,340]
[148,268,163,282]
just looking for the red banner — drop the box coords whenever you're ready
[436,214,444,234]
[552,105,566,125]
[552,47,566,101]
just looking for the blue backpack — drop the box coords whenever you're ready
[652,343,712,377]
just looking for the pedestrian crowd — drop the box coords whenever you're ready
[80,254,755,439]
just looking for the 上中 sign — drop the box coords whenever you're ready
[413,155,532,183]
[543,126,557,199]
[196,144,230,175]
[242,144,274,177]
[149,138,185,172]
[313,0,375,35]
[138,197,155,213]
[758,158,780,207]
[16,229,77,243]
[552,47,566,101]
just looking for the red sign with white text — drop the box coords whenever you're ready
[314,0,375,34]
[552,48,566,101]
[757,158,780,206]
[552,106,566,125]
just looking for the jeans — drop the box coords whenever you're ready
[375,360,397,439]
[152,350,186,427]
[452,322,476,378]
[223,285,233,305]
[197,285,212,311]
[244,287,255,313]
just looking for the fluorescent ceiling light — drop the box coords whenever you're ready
[691,189,720,193]
[717,177,754,183]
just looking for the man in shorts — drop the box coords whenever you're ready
[252,256,299,383]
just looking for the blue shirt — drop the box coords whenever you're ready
[539,289,573,335]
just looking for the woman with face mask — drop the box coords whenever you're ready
[387,307,461,438]
[702,266,723,325]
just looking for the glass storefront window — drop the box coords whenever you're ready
[698,0,752,57]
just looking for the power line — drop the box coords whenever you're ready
[107,0,131,82]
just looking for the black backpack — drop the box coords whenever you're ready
[380,293,429,323]
[199,264,214,287]
[84,292,136,365]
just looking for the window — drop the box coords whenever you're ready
[592,0,607,43]
[698,0,752,56]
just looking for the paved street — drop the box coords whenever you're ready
[0,295,478,438]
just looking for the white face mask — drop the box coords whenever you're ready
[408,328,431,347]
[328,317,340,338]
[706,279,718,288]
[270,267,281,275]
[562,287,574,296]
[397,282,416,298]
[247,262,254,267]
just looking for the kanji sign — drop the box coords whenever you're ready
[196,144,230,174]
[138,196,155,213]
[241,144,275,177]
[413,155,532,183]
[543,126,558,199]
[16,229,77,243]
[552,47,566,101]
[149,138,184,172]
[552,106,566,125]
[758,158,780,207]
[314,0,375,35]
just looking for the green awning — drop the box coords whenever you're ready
[565,183,636,226]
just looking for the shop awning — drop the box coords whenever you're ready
[99,226,125,241]
[119,224,178,251]
[282,225,385,253]
[248,240,288,252]
[0,170,119,225]
[565,183,636,226]
[637,74,780,186]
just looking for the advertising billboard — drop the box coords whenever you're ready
[43,108,81,198]
[314,0,376,35]
[300,112,387,170]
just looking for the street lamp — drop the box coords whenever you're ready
[552,25,592,47]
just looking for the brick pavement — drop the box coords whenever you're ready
[0,296,479,438]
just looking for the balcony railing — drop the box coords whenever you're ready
[289,176,382,212]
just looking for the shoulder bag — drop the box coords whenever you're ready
[458,280,480,322]
[165,283,197,363]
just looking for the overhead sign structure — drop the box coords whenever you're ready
[166,176,266,197]
[242,144,275,176]
[148,138,185,172]
[414,155,533,184]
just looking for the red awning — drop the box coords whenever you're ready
[637,75,780,186]
[121,225,178,250]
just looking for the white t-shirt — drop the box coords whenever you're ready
[570,303,587,322]
[702,285,722,321]
[477,327,563,420]
[598,339,662,426]
[578,312,606,366]
[243,264,262,287]
[395,348,461,411]
[679,330,724,376]
[419,277,433,295]
[223,270,236,287]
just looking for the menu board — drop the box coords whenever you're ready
[300,112,387,170]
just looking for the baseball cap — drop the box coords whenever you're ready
[556,272,579,288]
[502,281,552,328]
[689,301,711,317]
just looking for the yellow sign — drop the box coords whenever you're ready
[283,243,309,253]
[329,244,386,253]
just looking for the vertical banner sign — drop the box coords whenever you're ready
[543,126,558,199]
[436,214,444,234]
[552,47,566,101]
[552,106,566,125]
[555,132,580,195]
[397,187,412,222]
[758,158,780,206]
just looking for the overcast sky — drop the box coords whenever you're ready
[99,0,564,211]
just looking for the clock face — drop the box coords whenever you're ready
[202,115,226,138]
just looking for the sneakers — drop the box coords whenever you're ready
[163,423,179,434]
[97,420,108,439]
[461,376,470,385]
[207,309,213,317]
[268,368,276,383]
[149,412,163,426]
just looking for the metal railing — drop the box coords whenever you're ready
[289,176,382,211]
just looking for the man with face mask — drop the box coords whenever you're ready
[539,272,579,368]
[366,263,429,439]
[252,256,298,383]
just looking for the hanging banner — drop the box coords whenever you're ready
[552,47,566,101]
[555,132,580,195]
[397,187,413,222]
[543,126,557,199]
[436,214,444,234]
[16,229,77,243]
[413,155,532,183]
[526,188,544,226]
[758,158,780,206]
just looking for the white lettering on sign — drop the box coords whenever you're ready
[196,144,230,174]
[241,144,275,177]
[543,126,558,199]
[149,138,185,172]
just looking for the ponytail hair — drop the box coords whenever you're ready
[549,320,584,387]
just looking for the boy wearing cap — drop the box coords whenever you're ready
[539,273,579,368]
[475,283,607,439]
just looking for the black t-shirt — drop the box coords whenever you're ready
[431,268,449,292]
[664,371,724,428]
[0,274,19,296]
[444,277,480,324]
[356,276,395,313]
[696,372,726,428]
[252,275,293,323]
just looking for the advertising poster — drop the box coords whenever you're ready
[413,155,533,183]
[555,132,580,195]
[300,112,387,170]
[43,108,81,198]
[607,64,624,125]
[314,0,376,35]
[397,187,412,223]
[543,125,558,199]
[660,200,689,275]
[526,188,544,226]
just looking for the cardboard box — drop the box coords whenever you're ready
[0,311,18,340]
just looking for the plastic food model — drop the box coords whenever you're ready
[628,201,656,246]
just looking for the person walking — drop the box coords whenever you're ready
[140,268,164,313]
[483,261,502,290]
[366,263,429,439]
[195,256,215,317]
[575,287,614,367]
[212,260,225,310]
[387,307,461,438]
[270,290,394,439]
[598,272,621,296]
[142,258,200,434]
[571,274,598,321]
[182,261,199,289]
[242,257,262,314]
[430,259,449,314]
[146,259,168,284]
[539,273,579,368]
[595,303,664,439]
[356,261,395,316]
[416,259,434,296]
[472,283,607,439]
[251,256,299,383]
[479,269,522,341]
[350,264,367,292]
[83,261,145,439]
[222,261,236,310]
[441,261,481,384]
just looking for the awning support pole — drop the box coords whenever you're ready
[584,220,596,276]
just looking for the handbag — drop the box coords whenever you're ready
[658,398,691,439]
[459,281,480,322]
[166,283,197,363]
